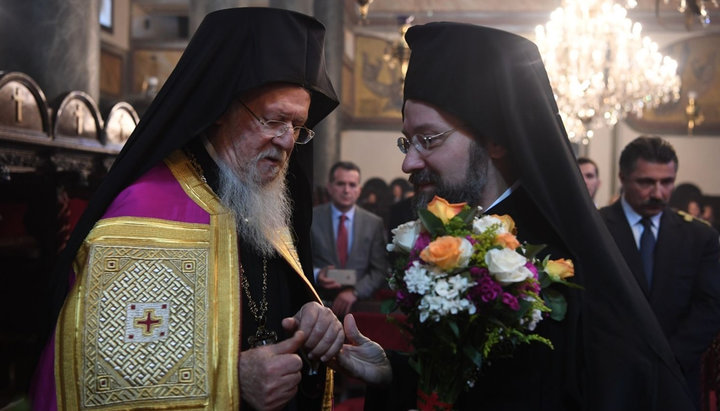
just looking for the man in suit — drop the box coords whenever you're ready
[599,136,720,407]
[367,22,696,410]
[311,161,389,317]
[577,156,601,204]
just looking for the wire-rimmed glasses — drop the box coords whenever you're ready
[239,101,315,144]
[397,129,456,155]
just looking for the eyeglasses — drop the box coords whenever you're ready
[397,129,456,155]
[239,101,315,144]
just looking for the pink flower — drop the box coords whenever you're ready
[413,232,432,254]
[502,292,520,311]
[525,262,538,278]
[469,272,502,303]
[396,289,417,309]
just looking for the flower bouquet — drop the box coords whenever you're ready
[384,196,577,410]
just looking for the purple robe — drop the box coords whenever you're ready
[30,162,208,410]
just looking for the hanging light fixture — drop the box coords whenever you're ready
[383,15,414,85]
[356,0,374,24]
[535,0,682,145]
[660,0,719,28]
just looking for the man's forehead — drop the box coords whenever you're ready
[403,100,462,132]
[628,159,677,176]
[579,163,597,176]
[242,83,311,103]
[333,168,360,180]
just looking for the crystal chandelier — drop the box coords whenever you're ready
[535,0,682,144]
[663,0,719,27]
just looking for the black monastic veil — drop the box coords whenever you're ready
[44,8,339,338]
[399,22,693,410]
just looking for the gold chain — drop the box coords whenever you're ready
[240,257,269,325]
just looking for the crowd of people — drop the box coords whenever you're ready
[18,6,720,411]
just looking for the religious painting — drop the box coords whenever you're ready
[626,33,720,135]
[353,34,404,121]
[100,48,123,98]
[342,62,353,111]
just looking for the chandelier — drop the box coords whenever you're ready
[661,0,719,28]
[535,0,682,144]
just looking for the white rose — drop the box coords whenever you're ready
[456,238,474,269]
[494,265,533,286]
[472,215,506,235]
[485,248,531,285]
[389,220,421,253]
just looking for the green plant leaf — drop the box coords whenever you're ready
[538,271,553,288]
[418,209,445,237]
[449,321,460,338]
[524,243,547,260]
[456,206,477,226]
[381,298,398,314]
[463,345,483,368]
[543,288,567,321]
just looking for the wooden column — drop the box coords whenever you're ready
[0,0,100,102]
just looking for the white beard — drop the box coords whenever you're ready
[216,154,292,257]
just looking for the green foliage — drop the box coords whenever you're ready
[543,288,568,321]
[380,298,397,315]
[523,243,547,260]
[418,209,445,237]
[457,205,477,224]
[463,345,483,368]
[469,230,498,267]
[449,321,460,338]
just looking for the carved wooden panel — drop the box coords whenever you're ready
[0,72,50,136]
[52,91,103,143]
[103,102,138,146]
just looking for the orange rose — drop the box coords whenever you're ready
[427,196,466,224]
[545,258,575,280]
[420,236,472,270]
[494,232,520,250]
[490,214,517,234]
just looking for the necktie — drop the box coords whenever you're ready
[337,214,348,268]
[639,217,655,287]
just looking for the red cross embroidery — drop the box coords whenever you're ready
[135,309,162,335]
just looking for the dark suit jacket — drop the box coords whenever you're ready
[600,200,720,400]
[310,203,389,299]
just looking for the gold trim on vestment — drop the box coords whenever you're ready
[56,151,239,409]
[56,150,330,410]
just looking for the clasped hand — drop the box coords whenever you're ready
[239,301,343,410]
[239,303,392,410]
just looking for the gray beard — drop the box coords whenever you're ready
[413,141,489,210]
[216,157,292,257]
